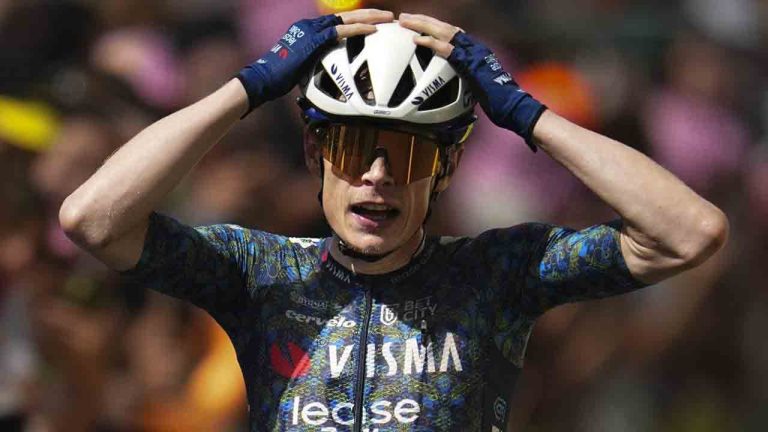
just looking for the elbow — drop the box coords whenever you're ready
[678,209,729,268]
[59,196,112,249]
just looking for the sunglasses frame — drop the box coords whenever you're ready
[318,122,446,185]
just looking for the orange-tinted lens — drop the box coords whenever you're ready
[322,124,440,184]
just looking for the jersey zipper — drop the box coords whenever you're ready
[353,286,372,432]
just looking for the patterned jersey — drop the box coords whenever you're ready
[120,212,646,432]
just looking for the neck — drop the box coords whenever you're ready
[328,228,426,275]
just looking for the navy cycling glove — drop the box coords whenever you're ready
[448,32,546,151]
[237,14,343,114]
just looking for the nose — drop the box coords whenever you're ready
[360,149,394,186]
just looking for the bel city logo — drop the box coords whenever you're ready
[379,296,437,326]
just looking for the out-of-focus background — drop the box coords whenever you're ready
[1,0,766,430]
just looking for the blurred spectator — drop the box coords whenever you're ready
[0,1,766,431]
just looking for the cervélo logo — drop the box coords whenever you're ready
[285,309,356,328]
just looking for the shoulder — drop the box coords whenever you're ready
[431,223,559,270]
[149,212,327,259]
[438,223,558,254]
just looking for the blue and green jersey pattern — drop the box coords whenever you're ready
[121,212,646,432]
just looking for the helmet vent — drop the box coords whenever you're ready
[354,62,375,105]
[346,35,365,63]
[418,76,460,111]
[388,66,416,108]
[415,44,434,71]
[315,63,345,102]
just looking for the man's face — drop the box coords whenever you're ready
[322,155,433,256]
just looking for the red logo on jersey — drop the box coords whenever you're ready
[278,48,289,59]
[270,342,311,378]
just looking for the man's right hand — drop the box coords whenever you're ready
[237,9,394,114]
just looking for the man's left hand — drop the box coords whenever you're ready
[398,13,546,150]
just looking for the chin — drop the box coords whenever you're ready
[347,232,391,255]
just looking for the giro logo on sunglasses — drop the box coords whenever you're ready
[411,76,447,106]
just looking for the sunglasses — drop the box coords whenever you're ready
[320,123,466,185]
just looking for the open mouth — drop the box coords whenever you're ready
[350,203,400,222]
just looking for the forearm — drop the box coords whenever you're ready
[61,79,248,246]
[532,110,728,281]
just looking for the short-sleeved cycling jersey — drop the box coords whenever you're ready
[121,212,646,432]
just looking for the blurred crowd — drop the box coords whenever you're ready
[1,0,767,431]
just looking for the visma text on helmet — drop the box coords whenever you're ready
[410,76,447,105]
[330,64,355,100]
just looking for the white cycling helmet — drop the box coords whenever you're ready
[299,22,476,138]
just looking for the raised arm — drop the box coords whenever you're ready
[531,111,727,283]
[59,80,248,270]
[398,12,728,284]
[60,10,393,271]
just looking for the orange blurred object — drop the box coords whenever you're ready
[516,62,598,128]
[141,316,245,431]
[316,0,363,13]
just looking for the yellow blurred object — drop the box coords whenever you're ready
[141,315,246,431]
[516,62,598,128]
[0,95,58,152]
[317,0,363,13]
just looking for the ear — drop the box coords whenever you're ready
[433,145,464,194]
[303,125,323,178]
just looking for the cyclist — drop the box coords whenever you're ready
[60,9,728,432]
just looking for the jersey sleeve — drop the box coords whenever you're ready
[119,212,263,330]
[472,220,647,367]
[522,219,648,314]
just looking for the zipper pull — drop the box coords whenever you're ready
[420,319,430,347]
